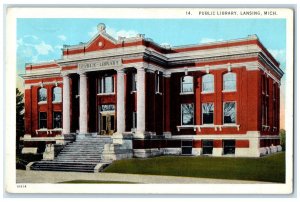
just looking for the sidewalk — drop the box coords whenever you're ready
[16,170,273,184]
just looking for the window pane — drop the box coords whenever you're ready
[105,76,113,93]
[181,76,193,93]
[52,87,62,102]
[202,103,214,124]
[53,112,62,128]
[39,112,47,129]
[202,74,214,92]
[223,73,236,91]
[224,102,236,124]
[223,140,235,155]
[181,104,194,125]
[38,88,47,102]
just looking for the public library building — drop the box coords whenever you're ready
[21,23,284,161]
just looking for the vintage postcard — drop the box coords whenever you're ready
[5,7,294,194]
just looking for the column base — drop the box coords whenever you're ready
[112,132,124,144]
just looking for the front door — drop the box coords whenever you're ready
[99,113,115,135]
[98,104,115,135]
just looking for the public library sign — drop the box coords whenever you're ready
[78,58,122,71]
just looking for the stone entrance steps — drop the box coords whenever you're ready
[30,135,112,172]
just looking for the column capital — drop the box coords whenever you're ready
[61,71,70,77]
[136,66,146,72]
[116,68,126,74]
[78,71,87,77]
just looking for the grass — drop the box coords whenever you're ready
[60,180,136,184]
[104,152,285,183]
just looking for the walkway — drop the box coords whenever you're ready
[17,170,273,184]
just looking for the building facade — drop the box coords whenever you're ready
[21,23,284,158]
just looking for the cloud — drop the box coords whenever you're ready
[34,41,54,55]
[106,27,138,39]
[88,26,139,39]
[57,35,67,41]
[55,45,63,50]
[88,27,98,37]
[200,38,223,44]
[269,49,286,65]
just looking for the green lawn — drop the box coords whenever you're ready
[104,152,285,183]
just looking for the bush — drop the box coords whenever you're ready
[16,154,43,170]
[279,129,286,151]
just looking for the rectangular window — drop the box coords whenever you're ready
[132,73,137,92]
[181,104,194,125]
[98,76,114,94]
[53,111,62,129]
[223,102,236,124]
[202,103,214,124]
[181,76,194,93]
[202,140,213,155]
[39,112,47,129]
[223,140,235,155]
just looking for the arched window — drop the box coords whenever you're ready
[52,87,62,102]
[202,74,214,92]
[181,76,193,93]
[223,72,236,91]
[38,88,47,102]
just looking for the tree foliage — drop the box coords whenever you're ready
[279,129,286,151]
[16,88,24,154]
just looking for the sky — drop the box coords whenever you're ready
[16,18,287,128]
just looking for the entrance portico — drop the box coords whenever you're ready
[61,59,148,140]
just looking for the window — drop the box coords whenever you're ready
[202,103,214,124]
[223,140,235,155]
[38,88,47,102]
[155,71,161,93]
[202,74,214,93]
[98,76,114,94]
[202,140,213,155]
[181,76,193,93]
[223,102,236,124]
[181,104,194,125]
[223,72,236,91]
[53,112,62,128]
[132,112,137,129]
[52,87,62,102]
[132,73,137,92]
[39,112,47,129]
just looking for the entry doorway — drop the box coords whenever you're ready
[98,104,115,135]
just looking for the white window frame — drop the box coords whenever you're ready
[222,72,237,92]
[181,103,194,125]
[38,87,47,104]
[52,86,62,103]
[202,74,214,93]
[223,101,237,125]
[98,75,115,95]
[180,75,194,95]
[202,102,214,125]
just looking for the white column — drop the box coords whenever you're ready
[62,74,70,134]
[136,67,146,136]
[116,69,126,134]
[79,72,88,134]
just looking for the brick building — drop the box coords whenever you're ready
[21,23,284,160]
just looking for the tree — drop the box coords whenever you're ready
[279,129,286,151]
[16,88,24,154]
